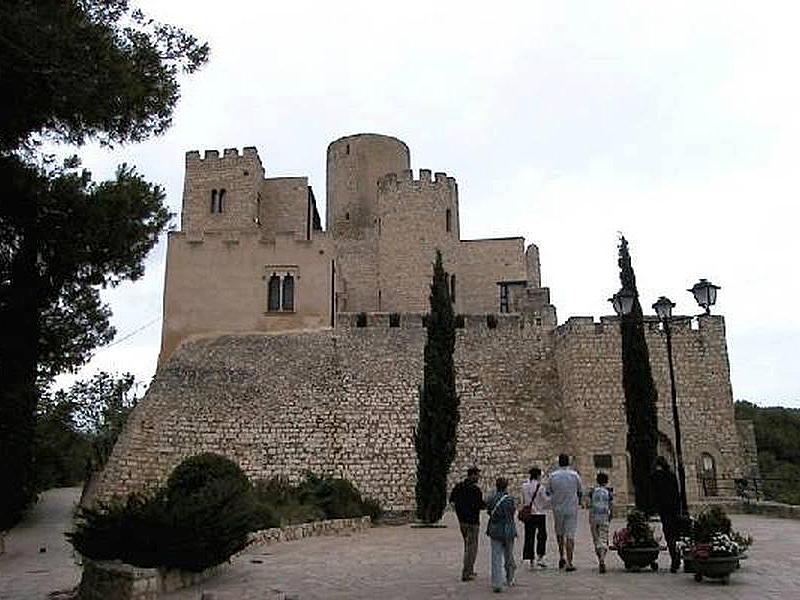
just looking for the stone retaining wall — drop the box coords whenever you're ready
[77,560,223,600]
[77,516,371,599]
[93,313,751,511]
[245,515,371,548]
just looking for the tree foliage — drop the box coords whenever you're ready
[735,401,800,504]
[33,371,139,491]
[0,0,208,151]
[617,236,659,513]
[0,0,207,529]
[415,250,459,523]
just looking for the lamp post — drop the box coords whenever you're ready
[652,295,689,516]
[609,279,720,516]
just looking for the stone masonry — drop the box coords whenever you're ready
[92,133,757,511]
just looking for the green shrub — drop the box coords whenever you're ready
[69,453,257,572]
[252,473,382,525]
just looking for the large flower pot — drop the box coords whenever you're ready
[617,547,661,572]
[693,555,740,584]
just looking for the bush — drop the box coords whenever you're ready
[69,453,257,572]
[161,454,256,570]
[253,473,382,525]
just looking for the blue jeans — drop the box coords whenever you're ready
[490,537,516,589]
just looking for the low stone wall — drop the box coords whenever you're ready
[77,516,371,599]
[77,560,223,600]
[245,515,372,548]
[737,501,800,520]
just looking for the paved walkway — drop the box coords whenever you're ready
[0,487,82,600]
[3,490,800,599]
[167,511,800,600]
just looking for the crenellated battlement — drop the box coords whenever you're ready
[185,146,262,167]
[336,311,553,334]
[555,314,724,339]
[377,169,457,193]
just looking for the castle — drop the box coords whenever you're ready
[95,134,758,511]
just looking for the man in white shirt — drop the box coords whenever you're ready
[521,467,548,568]
[547,454,582,572]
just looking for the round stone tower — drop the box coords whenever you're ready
[326,134,410,235]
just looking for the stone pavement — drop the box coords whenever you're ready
[0,487,81,600]
[3,490,800,600]
[167,510,800,600]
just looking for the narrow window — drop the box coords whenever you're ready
[218,189,226,213]
[210,189,218,213]
[346,143,350,155]
[446,208,452,233]
[282,274,294,311]
[268,274,281,311]
[345,211,350,221]
[450,274,456,302]
[499,284,509,313]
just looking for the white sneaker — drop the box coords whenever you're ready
[537,558,547,568]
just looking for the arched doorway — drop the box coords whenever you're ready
[657,431,676,471]
[698,453,718,496]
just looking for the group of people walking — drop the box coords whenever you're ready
[449,453,683,593]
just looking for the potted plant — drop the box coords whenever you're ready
[688,506,751,584]
[612,509,661,571]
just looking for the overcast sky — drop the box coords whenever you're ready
[55,1,800,406]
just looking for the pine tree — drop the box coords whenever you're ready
[0,0,207,529]
[414,250,459,523]
[618,236,659,512]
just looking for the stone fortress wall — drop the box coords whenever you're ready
[95,132,758,511]
[97,311,756,511]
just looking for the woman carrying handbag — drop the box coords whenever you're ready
[520,467,549,569]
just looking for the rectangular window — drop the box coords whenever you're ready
[282,274,294,311]
[267,274,281,311]
[499,283,509,313]
[265,267,297,312]
[593,454,613,469]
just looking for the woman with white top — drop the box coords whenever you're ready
[521,467,549,568]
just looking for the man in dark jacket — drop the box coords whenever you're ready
[450,466,485,581]
[651,456,682,572]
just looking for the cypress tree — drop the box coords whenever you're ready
[414,250,459,523]
[617,236,659,512]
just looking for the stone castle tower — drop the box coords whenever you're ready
[94,133,758,512]
[161,133,553,361]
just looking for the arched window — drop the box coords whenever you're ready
[450,273,456,302]
[446,208,452,233]
[210,189,218,213]
[217,189,226,213]
[268,274,281,312]
[282,274,294,311]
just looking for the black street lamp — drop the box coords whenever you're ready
[652,295,689,516]
[609,279,720,516]
[688,278,721,315]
